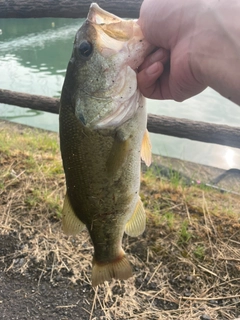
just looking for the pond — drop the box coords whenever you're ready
[1,18,240,170]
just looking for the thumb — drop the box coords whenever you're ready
[137,61,164,99]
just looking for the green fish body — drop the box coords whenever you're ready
[59,3,152,286]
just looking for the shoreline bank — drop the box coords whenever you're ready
[1,119,239,194]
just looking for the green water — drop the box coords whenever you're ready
[0,18,240,170]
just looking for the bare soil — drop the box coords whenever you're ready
[0,121,240,320]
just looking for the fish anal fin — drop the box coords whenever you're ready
[125,198,146,237]
[92,250,132,286]
[62,193,85,236]
[141,129,152,167]
[106,138,129,175]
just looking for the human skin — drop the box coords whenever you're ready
[137,0,240,106]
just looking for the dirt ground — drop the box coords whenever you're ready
[0,121,240,320]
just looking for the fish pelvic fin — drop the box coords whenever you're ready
[141,129,152,167]
[125,197,146,237]
[62,193,85,235]
[92,250,132,286]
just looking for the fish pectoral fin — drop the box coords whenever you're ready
[141,129,152,167]
[106,137,130,175]
[91,249,132,286]
[62,193,85,236]
[125,198,146,237]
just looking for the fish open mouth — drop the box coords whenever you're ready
[87,3,144,57]
[87,3,137,40]
[87,3,123,26]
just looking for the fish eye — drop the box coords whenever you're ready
[78,40,93,58]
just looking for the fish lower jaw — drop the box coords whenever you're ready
[91,251,132,286]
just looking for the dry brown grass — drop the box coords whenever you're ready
[0,121,240,319]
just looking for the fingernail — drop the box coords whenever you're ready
[150,48,164,63]
[146,62,160,75]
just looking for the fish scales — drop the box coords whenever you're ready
[59,3,153,286]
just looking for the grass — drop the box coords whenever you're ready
[193,245,205,260]
[178,220,192,245]
[1,121,240,319]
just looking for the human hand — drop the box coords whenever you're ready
[137,0,208,101]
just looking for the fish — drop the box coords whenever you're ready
[59,3,153,287]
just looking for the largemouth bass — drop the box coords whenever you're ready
[59,3,153,286]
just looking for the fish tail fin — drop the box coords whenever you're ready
[91,250,132,287]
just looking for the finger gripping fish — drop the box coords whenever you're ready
[59,3,153,287]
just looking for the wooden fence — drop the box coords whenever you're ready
[0,0,240,150]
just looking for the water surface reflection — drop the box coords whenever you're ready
[0,18,240,170]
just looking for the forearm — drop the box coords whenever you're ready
[191,0,240,105]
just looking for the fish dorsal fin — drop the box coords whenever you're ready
[62,193,85,236]
[125,198,146,237]
[141,129,152,167]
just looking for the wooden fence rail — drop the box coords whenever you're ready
[0,0,142,18]
[1,1,240,151]
[1,89,240,149]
